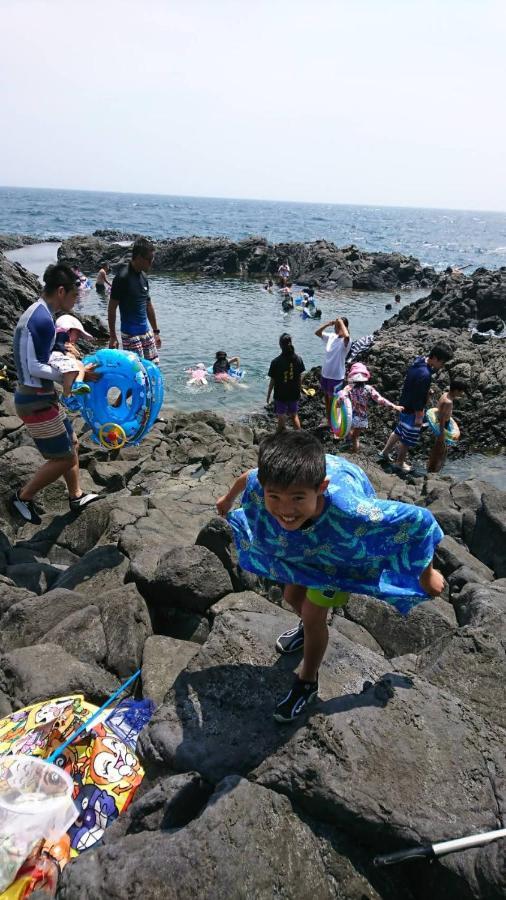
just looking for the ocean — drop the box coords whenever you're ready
[3,186,506,488]
[1,186,506,271]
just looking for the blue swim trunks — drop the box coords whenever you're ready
[395,412,422,448]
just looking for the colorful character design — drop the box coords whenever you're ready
[68,785,119,852]
[0,698,86,760]
[0,696,145,867]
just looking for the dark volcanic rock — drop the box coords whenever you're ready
[0,643,119,706]
[364,267,506,451]
[344,593,456,658]
[57,234,436,292]
[0,235,43,251]
[58,776,354,900]
[135,545,233,614]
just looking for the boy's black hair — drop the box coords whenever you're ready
[395,293,401,300]
[341,316,349,328]
[429,343,453,363]
[216,350,227,359]
[449,377,468,393]
[42,263,79,294]
[258,431,326,489]
[132,237,154,260]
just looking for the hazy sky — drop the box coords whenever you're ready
[2,0,505,210]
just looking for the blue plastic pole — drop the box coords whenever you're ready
[46,669,141,764]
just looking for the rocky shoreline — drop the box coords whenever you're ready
[0,247,505,898]
[56,231,437,292]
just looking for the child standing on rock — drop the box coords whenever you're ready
[337,362,403,452]
[217,431,444,723]
[266,333,305,431]
[427,377,467,473]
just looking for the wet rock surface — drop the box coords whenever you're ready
[0,249,505,898]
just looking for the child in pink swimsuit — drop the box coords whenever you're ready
[337,362,403,452]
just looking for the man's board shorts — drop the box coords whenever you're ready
[307,588,349,608]
[14,387,74,460]
[320,375,344,397]
[395,411,422,448]
[48,351,81,382]
[121,330,159,363]
[274,399,299,415]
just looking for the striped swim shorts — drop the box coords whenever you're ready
[14,388,75,460]
[121,330,159,363]
[395,411,422,448]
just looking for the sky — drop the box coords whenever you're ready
[1,0,505,211]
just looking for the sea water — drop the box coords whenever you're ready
[2,186,506,270]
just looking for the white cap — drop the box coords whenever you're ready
[55,314,93,340]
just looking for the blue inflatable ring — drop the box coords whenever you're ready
[72,349,164,447]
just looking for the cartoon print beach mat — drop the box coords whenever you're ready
[0,694,149,898]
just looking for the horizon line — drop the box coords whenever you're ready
[1,183,505,218]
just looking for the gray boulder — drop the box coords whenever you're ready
[5,561,63,594]
[417,624,506,730]
[0,581,35,617]
[0,643,119,705]
[344,594,456,658]
[196,516,259,592]
[0,588,86,650]
[103,772,212,843]
[142,635,199,706]
[140,596,388,780]
[53,544,129,593]
[138,545,233,614]
[468,486,506,577]
[58,776,350,900]
[435,536,494,581]
[95,584,152,679]
[43,605,107,665]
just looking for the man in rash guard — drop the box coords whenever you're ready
[11,264,100,525]
[108,237,161,363]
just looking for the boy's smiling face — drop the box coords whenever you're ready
[263,479,329,531]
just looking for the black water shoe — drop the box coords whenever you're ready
[11,491,42,525]
[275,620,305,654]
[274,676,319,723]
[69,492,100,512]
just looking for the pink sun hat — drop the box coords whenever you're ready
[55,314,93,340]
[348,362,371,383]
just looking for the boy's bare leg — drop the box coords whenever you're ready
[381,431,400,458]
[351,427,360,452]
[62,441,82,498]
[276,414,287,431]
[427,435,447,473]
[19,454,75,500]
[283,584,306,617]
[291,413,301,430]
[324,394,331,424]
[395,442,410,469]
[299,598,328,682]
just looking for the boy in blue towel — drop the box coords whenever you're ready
[217,431,444,723]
